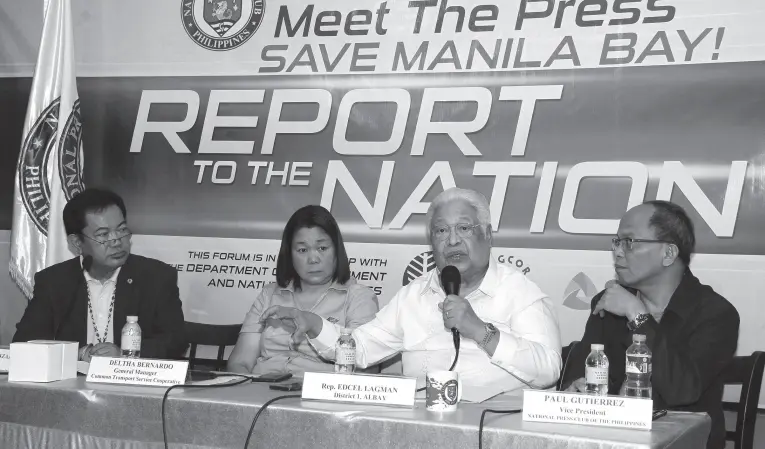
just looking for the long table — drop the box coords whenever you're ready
[0,375,710,449]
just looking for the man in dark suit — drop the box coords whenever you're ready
[560,201,739,449]
[13,188,188,361]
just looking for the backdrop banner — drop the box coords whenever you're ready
[1,0,763,403]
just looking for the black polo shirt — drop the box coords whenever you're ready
[562,269,739,449]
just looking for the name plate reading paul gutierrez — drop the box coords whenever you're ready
[302,372,417,407]
[523,390,653,430]
[86,357,188,387]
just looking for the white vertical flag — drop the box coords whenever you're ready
[10,0,85,298]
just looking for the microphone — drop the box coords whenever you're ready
[55,255,92,340]
[441,265,461,298]
[440,265,461,371]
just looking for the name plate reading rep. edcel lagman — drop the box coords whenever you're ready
[86,356,188,387]
[523,390,654,430]
[302,372,417,407]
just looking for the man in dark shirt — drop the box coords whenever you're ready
[560,200,739,449]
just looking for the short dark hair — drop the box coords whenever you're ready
[275,205,351,290]
[645,200,696,266]
[63,188,127,235]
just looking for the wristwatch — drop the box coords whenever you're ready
[479,322,498,352]
[627,313,650,331]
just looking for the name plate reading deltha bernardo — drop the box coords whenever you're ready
[86,357,188,387]
[0,346,9,372]
[302,372,417,407]
[523,390,653,430]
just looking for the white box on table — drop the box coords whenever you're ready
[8,340,78,382]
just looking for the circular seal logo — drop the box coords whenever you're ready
[18,99,60,235]
[402,251,436,286]
[58,100,86,201]
[181,0,265,51]
[441,379,459,405]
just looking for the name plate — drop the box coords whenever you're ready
[523,390,653,430]
[302,372,417,407]
[86,357,188,387]
[0,347,9,372]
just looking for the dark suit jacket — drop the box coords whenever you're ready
[561,269,739,449]
[13,254,188,360]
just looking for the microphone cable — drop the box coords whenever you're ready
[416,332,460,393]
[243,394,302,449]
[556,341,578,391]
[417,265,463,392]
[448,329,460,371]
[477,343,572,448]
[162,373,253,449]
[476,369,560,449]
[478,408,522,449]
[475,371,553,449]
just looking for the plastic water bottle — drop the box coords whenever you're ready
[121,316,142,358]
[623,334,652,398]
[585,343,609,395]
[335,328,356,373]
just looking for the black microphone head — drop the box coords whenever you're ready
[440,265,461,296]
[82,255,93,271]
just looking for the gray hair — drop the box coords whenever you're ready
[425,187,492,238]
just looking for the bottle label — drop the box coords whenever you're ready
[585,366,608,384]
[625,354,652,374]
[336,347,356,365]
[121,334,141,351]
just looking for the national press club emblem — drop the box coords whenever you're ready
[181,0,265,51]
[58,99,86,201]
[18,100,60,235]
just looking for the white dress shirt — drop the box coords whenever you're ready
[82,258,120,345]
[310,258,562,392]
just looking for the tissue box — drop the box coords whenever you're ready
[9,341,78,382]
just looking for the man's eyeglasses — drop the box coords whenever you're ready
[611,237,670,252]
[81,229,132,247]
[431,223,483,241]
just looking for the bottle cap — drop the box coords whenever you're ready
[340,328,352,335]
[591,343,604,350]
[632,334,646,342]
[127,316,138,323]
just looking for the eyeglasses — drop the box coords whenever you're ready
[82,228,132,247]
[611,237,669,252]
[431,223,483,241]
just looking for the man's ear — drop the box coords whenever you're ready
[662,244,679,267]
[67,234,82,256]
[484,224,493,244]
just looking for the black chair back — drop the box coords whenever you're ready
[185,322,242,371]
[722,351,765,449]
